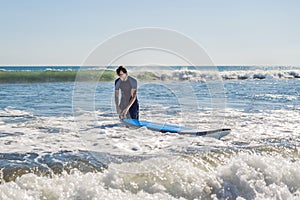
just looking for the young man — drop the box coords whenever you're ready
[114,66,139,119]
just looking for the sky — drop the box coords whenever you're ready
[0,0,299,66]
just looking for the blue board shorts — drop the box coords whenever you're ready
[129,100,139,120]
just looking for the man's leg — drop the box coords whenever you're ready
[129,100,139,119]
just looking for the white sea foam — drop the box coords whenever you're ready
[0,107,33,117]
[0,106,299,199]
[0,153,299,200]
[0,107,299,155]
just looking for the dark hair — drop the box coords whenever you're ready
[116,66,127,75]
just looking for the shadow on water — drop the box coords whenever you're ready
[0,150,155,183]
[0,151,107,183]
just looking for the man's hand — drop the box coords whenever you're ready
[116,106,121,114]
[121,107,129,117]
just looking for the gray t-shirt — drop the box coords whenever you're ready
[115,76,137,110]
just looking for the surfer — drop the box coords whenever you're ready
[114,66,139,119]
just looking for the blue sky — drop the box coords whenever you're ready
[0,0,299,66]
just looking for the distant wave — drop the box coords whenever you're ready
[136,69,300,82]
[0,68,299,83]
[0,70,116,83]
[221,70,300,80]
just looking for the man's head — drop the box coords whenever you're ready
[116,66,127,75]
[116,66,128,81]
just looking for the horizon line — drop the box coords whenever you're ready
[0,64,299,67]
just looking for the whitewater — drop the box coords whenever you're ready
[0,66,299,200]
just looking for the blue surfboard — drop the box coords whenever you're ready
[122,119,231,139]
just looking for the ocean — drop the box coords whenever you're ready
[0,66,299,200]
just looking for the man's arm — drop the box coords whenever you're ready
[114,89,121,114]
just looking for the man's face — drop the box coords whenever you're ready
[118,71,127,81]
